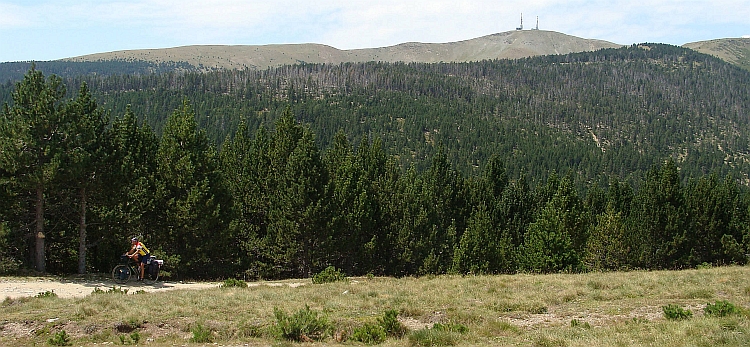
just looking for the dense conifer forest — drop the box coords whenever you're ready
[1,43,749,279]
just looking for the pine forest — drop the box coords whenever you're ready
[1,43,750,279]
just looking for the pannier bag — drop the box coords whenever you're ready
[148,259,164,277]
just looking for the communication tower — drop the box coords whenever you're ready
[516,13,523,30]
[534,16,539,30]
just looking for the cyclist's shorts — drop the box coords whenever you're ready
[139,254,151,264]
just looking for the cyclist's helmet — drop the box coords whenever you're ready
[131,237,138,242]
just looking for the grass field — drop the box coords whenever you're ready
[2,265,750,346]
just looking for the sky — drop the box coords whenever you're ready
[1,0,749,63]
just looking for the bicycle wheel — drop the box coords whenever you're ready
[143,263,159,284]
[112,264,132,284]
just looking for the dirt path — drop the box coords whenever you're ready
[1,276,309,300]
[0,277,221,299]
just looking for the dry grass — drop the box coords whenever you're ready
[64,30,621,71]
[2,266,750,346]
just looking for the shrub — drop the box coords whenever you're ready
[378,309,408,338]
[312,266,347,284]
[352,323,387,344]
[274,305,331,342]
[47,330,71,346]
[35,290,57,298]
[92,287,128,295]
[662,304,692,320]
[220,278,248,288]
[704,300,741,317]
[190,323,213,343]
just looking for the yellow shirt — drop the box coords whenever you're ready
[133,242,149,256]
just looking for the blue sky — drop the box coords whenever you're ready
[1,0,749,63]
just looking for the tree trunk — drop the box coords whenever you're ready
[35,185,45,273]
[78,187,87,274]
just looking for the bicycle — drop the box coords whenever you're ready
[112,255,163,285]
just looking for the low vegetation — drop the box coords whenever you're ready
[1,265,749,346]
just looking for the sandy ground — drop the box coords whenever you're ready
[1,276,309,300]
[0,276,221,299]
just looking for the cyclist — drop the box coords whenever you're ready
[125,237,150,281]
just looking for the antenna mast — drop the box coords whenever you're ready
[516,13,523,30]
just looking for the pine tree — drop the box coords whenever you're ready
[60,82,108,274]
[98,105,159,271]
[520,177,586,273]
[156,100,230,277]
[0,66,67,272]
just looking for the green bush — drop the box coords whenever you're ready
[220,278,248,288]
[704,300,741,317]
[92,287,129,295]
[274,305,331,342]
[47,330,71,346]
[378,309,408,338]
[352,323,387,344]
[190,323,213,343]
[662,304,692,320]
[35,290,57,298]
[312,266,347,284]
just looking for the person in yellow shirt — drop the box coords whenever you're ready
[125,237,150,281]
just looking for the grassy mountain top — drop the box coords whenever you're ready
[684,37,750,71]
[63,30,622,70]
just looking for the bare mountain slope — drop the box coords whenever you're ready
[683,37,750,71]
[66,30,622,70]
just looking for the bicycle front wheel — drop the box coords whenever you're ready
[112,264,132,284]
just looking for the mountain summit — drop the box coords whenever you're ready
[66,30,622,70]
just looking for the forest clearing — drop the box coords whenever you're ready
[2,265,749,346]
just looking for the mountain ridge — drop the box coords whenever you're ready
[683,37,750,71]
[63,30,623,70]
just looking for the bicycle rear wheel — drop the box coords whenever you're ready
[143,263,159,284]
[112,264,132,284]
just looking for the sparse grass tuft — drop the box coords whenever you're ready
[432,322,468,334]
[570,319,591,329]
[190,323,213,343]
[407,327,457,347]
[533,336,566,347]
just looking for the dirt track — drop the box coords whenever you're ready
[1,276,309,300]
[0,277,220,299]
